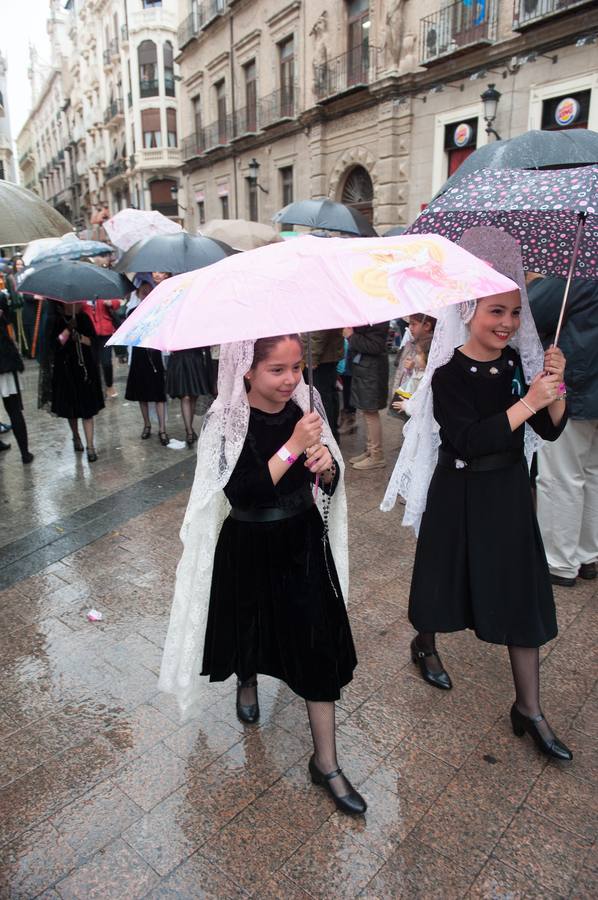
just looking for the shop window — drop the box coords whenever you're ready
[541,90,590,131]
[444,118,478,176]
[150,178,177,216]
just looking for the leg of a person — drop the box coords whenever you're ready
[180,395,197,436]
[508,645,555,742]
[415,631,444,674]
[101,340,114,388]
[364,409,382,446]
[2,394,29,458]
[139,401,150,427]
[305,700,353,798]
[155,401,166,433]
[82,417,95,449]
[343,375,355,413]
[536,420,588,579]
[68,418,81,440]
[578,420,598,567]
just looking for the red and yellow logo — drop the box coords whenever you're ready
[555,97,580,127]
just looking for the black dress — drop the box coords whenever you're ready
[166,348,214,399]
[409,346,567,648]
[201,401,357,701]
[125,348,166,402]
[50,312,105,420]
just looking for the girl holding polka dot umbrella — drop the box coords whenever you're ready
[408,165,598,345]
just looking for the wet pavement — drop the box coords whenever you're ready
[0,360,596,898]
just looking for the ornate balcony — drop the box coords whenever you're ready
[260,86,298,127]
[139,79,159,99]
[513,0,595,29]
[419,0,498,65]
[103,98,124,126]
[314,46,378,102]
[105,158,127,181]
[177,0,228,50]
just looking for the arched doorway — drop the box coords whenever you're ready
[341,165,374,223]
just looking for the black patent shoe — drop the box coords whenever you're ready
[158,431,170,447]
[308,754,367,815]
[72,436,84,452]
[236,678,259,724]
[510,704,573,761]
[186,430,198,448]
[141,425,151,440]
[86,447,98,463]
[410,637,452,690]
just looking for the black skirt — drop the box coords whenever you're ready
[125,348,166,402]
[166,348,214,399]
[201,505,357,701]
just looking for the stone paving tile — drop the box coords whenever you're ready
[55,837,161,899]
[493,807,592,896]
[281,819,385,899]
[467,856,558,899]
[359,833,474,899]
[141,850,248,899]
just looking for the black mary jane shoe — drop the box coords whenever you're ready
[410,637,452,690]
[510,704,573,761]
[186,430,198,448]
[236,678,260,724]
[86,447,98,463]
[141,425,151,440]
[158,431,170,447]
[308,754,367,816]
[72,436,84,452]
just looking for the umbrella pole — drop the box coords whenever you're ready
[553,213,586,348]
[306,331,314,412]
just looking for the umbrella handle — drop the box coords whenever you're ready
[553,212,586,348]
[306,331,314,412]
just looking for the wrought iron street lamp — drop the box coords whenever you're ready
[481,83,501,140]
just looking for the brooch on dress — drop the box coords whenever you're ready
[489,366,499,375]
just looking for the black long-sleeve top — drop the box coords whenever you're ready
[432,346,567,461]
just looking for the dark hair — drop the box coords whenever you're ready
[250,334,302,369]
[410,313,437,332]
[245,334,303,392]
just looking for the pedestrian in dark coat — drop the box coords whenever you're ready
[346,322,389,470]
[0,293,33,463]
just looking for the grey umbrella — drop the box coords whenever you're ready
[19,260,133,301]
[434,128,598,199]
[0,182,73,247]
[113,233,236,274]
[383,225,407,237]
[273,199,377,237]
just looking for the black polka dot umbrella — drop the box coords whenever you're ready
[408,165,598,343]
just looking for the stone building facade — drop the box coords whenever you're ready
[0,51,16,184]
[17,0,183,228]
[176,0,598,233]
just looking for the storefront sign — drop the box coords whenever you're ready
[453,123,473,148]
[555,97,580,127]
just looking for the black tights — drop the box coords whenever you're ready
[180,396,197,437]
[238,679,351,798]
[2,393,30,460]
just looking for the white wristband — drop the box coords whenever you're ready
[276,445,297,465]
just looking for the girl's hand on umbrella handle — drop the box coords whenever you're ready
[527,373,561,410]
[305,444,333,475]
[543,345,566,381]
[291,411,323,452]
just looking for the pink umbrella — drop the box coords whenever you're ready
[104,208,182,252]
[108,234,516,353]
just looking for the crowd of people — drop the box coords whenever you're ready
[1,228,596,817]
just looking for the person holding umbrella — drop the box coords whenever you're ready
[383,228,572,762]
[160,335,365,815]
[0,290,34,464]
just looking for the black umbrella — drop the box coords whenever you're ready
[435,128,598,199]
[273,199,377,237]
[383,225,407,237]
[19,260,134,301]
[113,233,236,274]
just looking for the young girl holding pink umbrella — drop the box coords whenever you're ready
[383,227,572,761]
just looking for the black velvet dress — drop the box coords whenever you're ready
[50,312,105,420]
[125,348,166,403]
[409,346,567,648]
[166,348,214,399]
[201,400,357,701]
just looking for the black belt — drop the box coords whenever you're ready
[230,493,314,523]
[438,449,523,472]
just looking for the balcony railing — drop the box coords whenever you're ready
[105,158,127,180]
[512,0,594,29]
[165,74,176,97]
[420,0,498,65]
[140,79,159,98]
[314,46,378,101]
[104,98,124,124]
[177,0,228,49]
[260,86,298,127]
[182,86,299,161]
